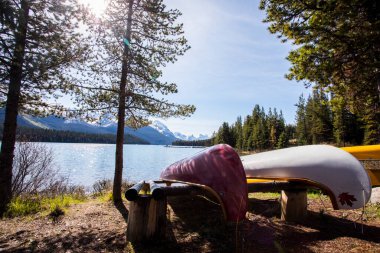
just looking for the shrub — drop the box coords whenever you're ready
[92,179,134,199]
[5,194,85,218]
[12,141,68,197]
[5,196,41,217]
[93,179,112,195]
[49,205,65,221]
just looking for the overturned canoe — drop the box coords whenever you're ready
[341,144,380,160]
[341,144,380,186]
[160,144,247,222]
[242,145,371,210]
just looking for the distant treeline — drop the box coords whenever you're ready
[0,126,149,144]
[177,90,369,151]
[172,139,213,147]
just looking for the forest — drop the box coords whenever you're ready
[0,0,379,219]
[0,126,149,144]
[178,89,370,151]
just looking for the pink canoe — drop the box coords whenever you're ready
[160,144,248,222]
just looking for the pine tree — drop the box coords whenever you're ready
[0,0,88,216]
[242,115,252,150]
[276,131,288,149]
[215,122,235,147]
[331,95,346,146]
[234,116,243,150]
[71,0,195,203]
[260,0,380,143]
[307,90,333,144]
[295,95,309,145]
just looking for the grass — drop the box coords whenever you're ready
[249,190,329,200]
[4,178,134,218]
[5,194,87,218]
[249,192,280,199]
[365,203,380,220]
[5,197,41,217]
[97,191,114,202]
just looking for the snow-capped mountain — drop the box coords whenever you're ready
[174,132,210,141]
[150,120,177,139]
[173,132,187,140]
[0,108,208,144]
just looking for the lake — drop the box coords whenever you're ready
[44,143,205,188]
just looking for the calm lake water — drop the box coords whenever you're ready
[44,143,205,188]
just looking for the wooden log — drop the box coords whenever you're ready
[126,195,167,242]
[160,185,205,197]
[149,180,164,200]
[281,189,307,222]
[125,181,146,201]
[126,183,206,201]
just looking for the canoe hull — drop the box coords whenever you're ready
[242,145,371,210]
[160,144,248,222]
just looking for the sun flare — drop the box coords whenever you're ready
[79,0,107,17]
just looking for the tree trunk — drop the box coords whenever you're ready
[113,0,134,203]
[0,0,29,216]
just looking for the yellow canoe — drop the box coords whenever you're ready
[341,145,380,187]
[341,145,380,160]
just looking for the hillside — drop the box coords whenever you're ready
[0,109,204,145]
[0,125,149,144]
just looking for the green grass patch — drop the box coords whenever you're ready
[5,197,41,217]
[97,191,114,202]
[365,203,380,220]
[41,195,84,212]
[248,191,329,200]
[249,192,280,199]
[94,189,130,203]
[5,194,87,218]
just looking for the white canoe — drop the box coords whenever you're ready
[242,145,371,210]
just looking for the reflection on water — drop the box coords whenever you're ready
[48,143,205,187]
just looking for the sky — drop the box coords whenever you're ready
[80,0,311,137]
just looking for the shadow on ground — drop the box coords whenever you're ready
[245,197,380,252]
[1,197,379,252]
[0,229,127,252]
[127,194,234,253]
[114,200,129,222]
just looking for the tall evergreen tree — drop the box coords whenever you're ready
[260,0,380,143]
[331,96,346,146]
[215,122,235,147]
[276,131,288,149]
[295,94,309,145]
[0,0,88,216]
[71,0,195,203]
[252,116,269,151]
[267,108,276,148]
[242,115,252,150]
[234,116,243,150]
[308,90,333,144]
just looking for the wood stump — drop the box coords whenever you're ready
[281,189,307,222]
[127,195,167,242]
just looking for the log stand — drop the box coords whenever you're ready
[126,194,167,242]
[125,181,205,242]
[280,189,307,222]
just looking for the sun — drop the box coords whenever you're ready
[79,0,107,17]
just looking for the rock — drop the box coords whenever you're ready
[369,187,380,203]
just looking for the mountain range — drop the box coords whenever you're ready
[0,109,209,145]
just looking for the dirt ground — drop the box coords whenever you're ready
[0,193,380,253]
